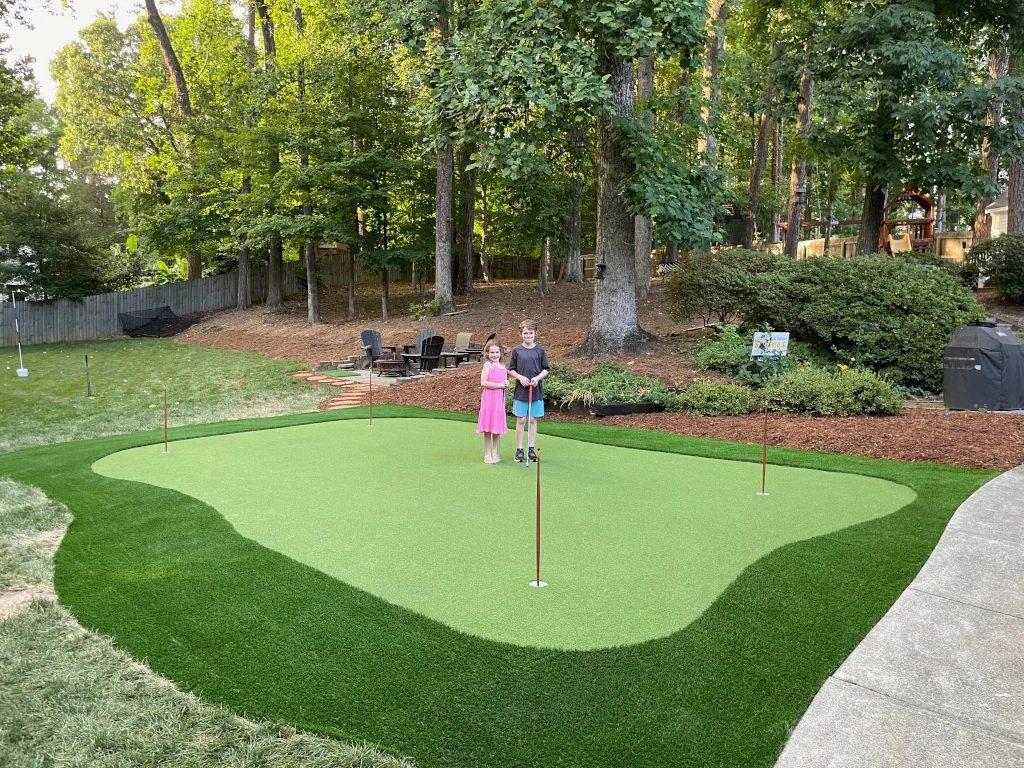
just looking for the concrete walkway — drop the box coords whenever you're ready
[776,465,1024,767]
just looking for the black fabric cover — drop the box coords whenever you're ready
[943,323,1024,411]
[118,306,187,338]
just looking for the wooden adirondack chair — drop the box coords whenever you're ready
[402,335,445,373]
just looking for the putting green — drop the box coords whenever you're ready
[93,417,914,650]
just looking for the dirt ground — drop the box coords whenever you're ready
[179,279,1024,471]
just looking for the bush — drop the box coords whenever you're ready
[545,362,672,408]
[409,296,442,320]
[968,234,1024,304]
[690,323,817,387]
[543,363,583,403]
[669,380,755,416]
[744,254,985,391]
[664,249,786,326]
[759,364,903,416]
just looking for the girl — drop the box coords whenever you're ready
[477,340,509,463]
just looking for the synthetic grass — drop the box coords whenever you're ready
[0,338,324,454]
[0,407,996,768]
[93,419,915,650]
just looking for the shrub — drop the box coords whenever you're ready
[543,363,583,403]
[664,249,786,326]
[409,296,442,320]
[759,364,903,416]
[744,254,985,391]
[545,363,672,408]
[968,234,1024,304]
[669,380,755,416]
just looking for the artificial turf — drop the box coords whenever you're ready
[93,418,915,650]
[0,407,997,768]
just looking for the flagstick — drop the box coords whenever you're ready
[757,401,768,496]
[529,449,546,588]
[12,292,27,377]
[163,387,169,454]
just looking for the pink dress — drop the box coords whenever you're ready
[477,363,509,434]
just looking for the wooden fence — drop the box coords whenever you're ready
[1,251,357,347]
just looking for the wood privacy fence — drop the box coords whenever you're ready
[0,251,358,348]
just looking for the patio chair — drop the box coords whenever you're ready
[360,329,398,370]
[454,332,484,355]
[402,328,436,355]
[402,335,445,374]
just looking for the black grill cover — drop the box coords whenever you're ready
[943,322,1024,411]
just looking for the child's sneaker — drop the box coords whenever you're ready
[515,448,525,463]
[528,447,538,463]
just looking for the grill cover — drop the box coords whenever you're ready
[943,322,1024,411]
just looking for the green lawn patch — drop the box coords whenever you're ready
[0,339,324,455]
[93,419,914,650]
[0,407,996,768]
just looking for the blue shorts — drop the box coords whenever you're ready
[512,399,544,418]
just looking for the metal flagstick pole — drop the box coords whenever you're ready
[757,401,769,496]
[163,387,169,454]
[364,345,374,426]
[529,449,546,587]
[12,292,27,377]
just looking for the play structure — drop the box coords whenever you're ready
[880,190,936,252]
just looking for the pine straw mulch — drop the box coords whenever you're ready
[179,280,1024,472]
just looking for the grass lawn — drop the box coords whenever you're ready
[0,338,412,768]
[0,406,996,768]
[0,338,326,455]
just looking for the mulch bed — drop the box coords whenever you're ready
[179,280,1024,472]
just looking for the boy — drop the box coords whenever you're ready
[507,319,549,463]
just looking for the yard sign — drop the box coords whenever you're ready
[751,332,790,360]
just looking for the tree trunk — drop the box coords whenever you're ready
[745,82,775,250]
[236,5,255,311]
[663,63,692,262]
[295,6,321,326]
[635,56,654,298]
[697,0,728,167]
[186,252,201,281]
[771,118,783,243]
[267,235,283,309]
[144,0,191,119]
[973,47,1009,241]
[435,143,455,311]
[479,183,490,282]
[539,237,550,297]
[1009,52,1024,234]
[563,174,585,282]
[255,0,282,310]
[381,269,389,320]
[784,69,813,259]
[1010,163,1024,233]
[145,0,201,280]
[349,218,359,321]
[857,182,887,254]
[576,54,646,357]
[935,193,946,235]
[456,143,475,295]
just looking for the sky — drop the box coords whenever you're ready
[4,1,180,105]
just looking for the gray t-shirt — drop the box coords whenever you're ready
[508,344,550,402]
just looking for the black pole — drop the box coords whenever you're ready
[85,354,92,397]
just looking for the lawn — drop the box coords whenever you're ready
[0,338,326,454]
[0,405,996,768]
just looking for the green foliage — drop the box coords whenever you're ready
[145,256,189,286]
[409,295,442,320]
[544,362,670,408]
[664,249,786,326]
[744,255,986,391]
[760,364,904,417]
[669,380,755,416]
[969,234,1024,305]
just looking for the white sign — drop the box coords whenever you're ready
[751,332,790,360]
